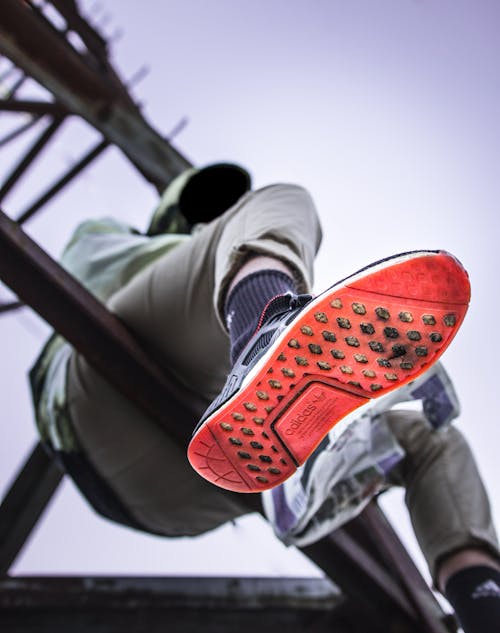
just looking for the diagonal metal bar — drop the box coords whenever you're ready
[303,525,418,627]
[0,114,41,149]
[3,72,26,99]
[0,62,18,83]
[0,300,23,315]
[16,137,108,225]
[357,502,457,633]
[0,115,65,204]
[0,443,62,576]
[0,0,190,189]
[0,99,67,117]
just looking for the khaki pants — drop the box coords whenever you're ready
[386,410,498,581]
[66,184,498,578]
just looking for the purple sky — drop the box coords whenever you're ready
[1,0,499,587]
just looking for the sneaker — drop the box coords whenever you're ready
[188,250,470,493]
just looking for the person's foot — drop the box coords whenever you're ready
[188,250,470,493]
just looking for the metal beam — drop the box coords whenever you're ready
[0,115,65,205]
[0,443,62,576]
[303,527,419,631]
[16,137,109,225]
[0,0,190,189]
[0,115,41,149]
[0,99,67,117]
[0,62,19,83]
[0,576,347,633]
[0,300,24,315]
[49,0,109,61]
[358,503,457,633]
[0,575,341,609]
[3,72,27,100]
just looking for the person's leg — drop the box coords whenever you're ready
[385,410,500,632]
[67,184,321,534]
[107,184,321,399]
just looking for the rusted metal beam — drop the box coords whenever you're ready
[0,99,67,117]
[303,526,420,632]
[0,443,62,576]
[0,115,41,149]
[0,115,65,205]
[0,0,190,189]
[16,137,108,224]
[358,503,457,633]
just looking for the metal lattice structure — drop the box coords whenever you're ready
[0,2,457,631]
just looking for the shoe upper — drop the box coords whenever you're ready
[193,293,312,433]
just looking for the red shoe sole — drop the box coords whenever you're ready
[188,251,470,493]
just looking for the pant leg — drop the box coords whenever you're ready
[67,184,322,535]
[105,183,322,400]
[385,409,499,583]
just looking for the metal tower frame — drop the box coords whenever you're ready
[0,2,457,631]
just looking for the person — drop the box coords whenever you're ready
[30,164,500,633]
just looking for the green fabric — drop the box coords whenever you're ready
[147,168,197,235]
[30,217,188,453]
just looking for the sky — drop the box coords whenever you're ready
[1,0,499,592]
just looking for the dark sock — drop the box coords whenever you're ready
[224,270,296,363]
[445,565,500,633]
